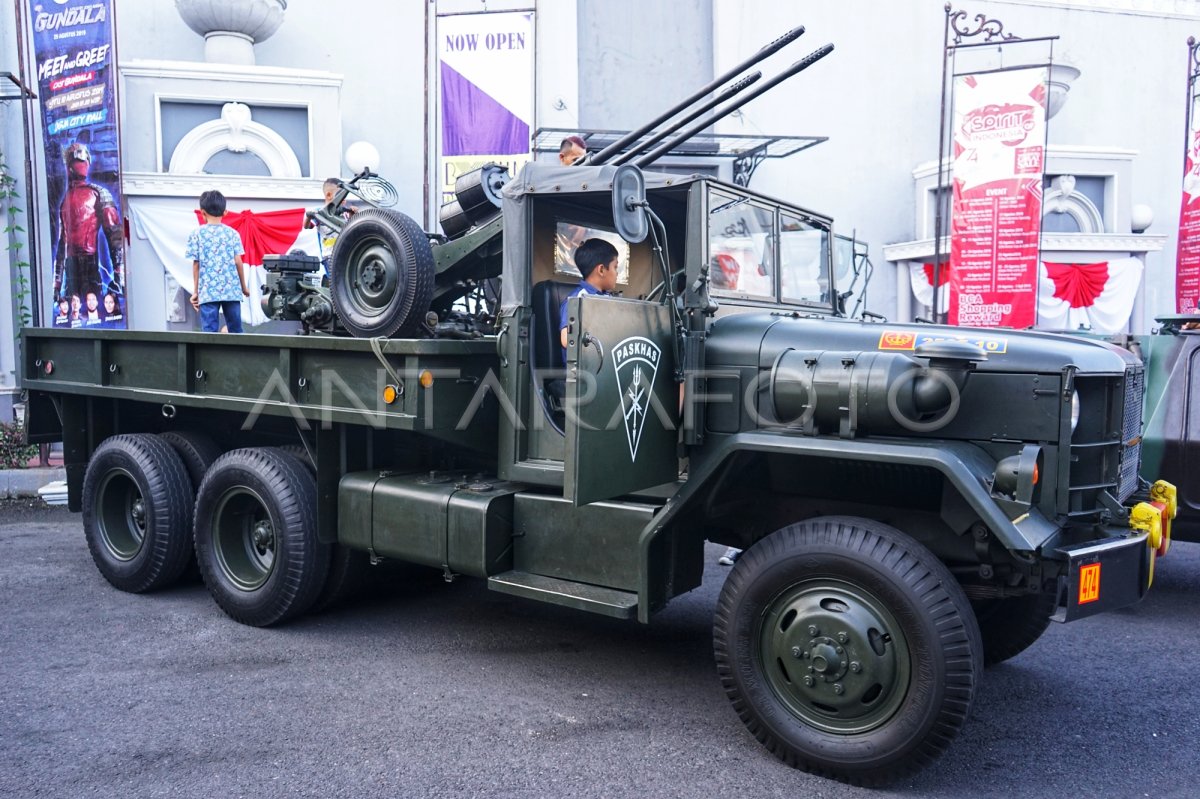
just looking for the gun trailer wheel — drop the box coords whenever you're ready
[81,434,194,593]
[193,448,330,627]
[714,517,982,786]
[330,208,435,338]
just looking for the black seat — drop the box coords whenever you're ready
[532,280,579,374]
[531,280,579,428]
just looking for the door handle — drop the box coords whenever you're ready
[496,322,509,368]
[582,332,605,374]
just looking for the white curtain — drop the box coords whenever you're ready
[129,200,318,327]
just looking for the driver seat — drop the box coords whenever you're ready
[531,280,579,428]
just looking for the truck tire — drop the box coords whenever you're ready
[971,592,1057,666]
[330,208,435,338]
[193,448,330,626]
[311,545,373,613]
[713,516,982,786]
[81,434,194,593]
[262,447,370,613]
[160,430,223,583]
[160,430,222,490]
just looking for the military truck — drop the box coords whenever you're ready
[1126,317,1199,544]
[19,28,1175,786]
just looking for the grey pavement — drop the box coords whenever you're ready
[0,468,64,498]
[1,501,1198,798]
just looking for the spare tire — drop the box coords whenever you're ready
[330,208,435,338]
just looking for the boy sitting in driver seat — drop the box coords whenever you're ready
[559,238,619,362]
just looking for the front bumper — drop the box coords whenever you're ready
[1053,533,1151,622]
[1051,479,1177,623]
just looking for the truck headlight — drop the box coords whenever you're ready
[1070,390,1081,433]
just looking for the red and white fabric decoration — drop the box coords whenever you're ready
[130,200,320,326]
[1037,257,1143,334]
[909,262,951,312]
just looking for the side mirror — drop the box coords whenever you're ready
[612,164,649,244]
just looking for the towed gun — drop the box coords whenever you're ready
[264,26,834,339]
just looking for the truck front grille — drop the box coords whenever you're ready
[1117,365,1144,502]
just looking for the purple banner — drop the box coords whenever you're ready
[29,0,127,329]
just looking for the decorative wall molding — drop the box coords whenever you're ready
[912,146,1139,180]
[882,233,1168,263]
[121,59,343,89]
[123,171,323,200]
[168,102,302,177]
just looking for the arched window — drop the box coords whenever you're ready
[168,102,302,178]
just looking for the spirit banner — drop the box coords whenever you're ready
[437,11,534,206]
[28,0,127,329]
[949,68,1047,328]
[1176,106,1200,313]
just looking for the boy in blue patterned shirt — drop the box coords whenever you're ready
[186,190,249,333]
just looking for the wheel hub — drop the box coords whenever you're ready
[96,468,146,561]
[344,242,399,315]
[251,521,274,552]
[361,260,386,292]
[212,487,277,591]
[760,579,911,734]
[130,498,146,531]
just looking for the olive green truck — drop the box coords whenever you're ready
[17,29,1178,787]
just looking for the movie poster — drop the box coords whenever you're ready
[28,0,127,329]
[1176,98,1200,313]
[437,11,534,206]
[949,68,1048,328]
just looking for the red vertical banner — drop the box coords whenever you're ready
[949,68,1047,328]
[1176,116,1200,313]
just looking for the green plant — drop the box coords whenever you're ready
[0,149,33,332]
[0,420,36,469]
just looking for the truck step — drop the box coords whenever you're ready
[487,571,638,619]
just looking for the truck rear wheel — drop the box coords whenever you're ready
[330,208,435,338]
[265,446,371,613]
[193,448,330,626]
[713,516,982,786]
[81,434,194,593]
[971,592,1057,666]
[160,430,222,490]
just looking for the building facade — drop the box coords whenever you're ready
[0,0,1197,419]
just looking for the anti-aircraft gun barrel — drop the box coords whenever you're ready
[607,71,763,166]
[586,24,805,166]
[634,43,835,168]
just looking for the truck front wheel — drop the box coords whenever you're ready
[713,516,982,786]
[81,434,194,593]
[193,448,330,626]
[971,592,1057,666]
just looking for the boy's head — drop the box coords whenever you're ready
[86,292,98,311]
[323,178,340,204]
[199,189,226,218]
[575,237,619,291]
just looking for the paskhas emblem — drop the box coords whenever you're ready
[612,336,661,462]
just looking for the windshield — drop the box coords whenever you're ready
[705,185,833,309]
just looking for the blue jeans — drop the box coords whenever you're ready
[200,301,244,333]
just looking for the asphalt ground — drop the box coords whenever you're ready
[1,499,1197,799]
